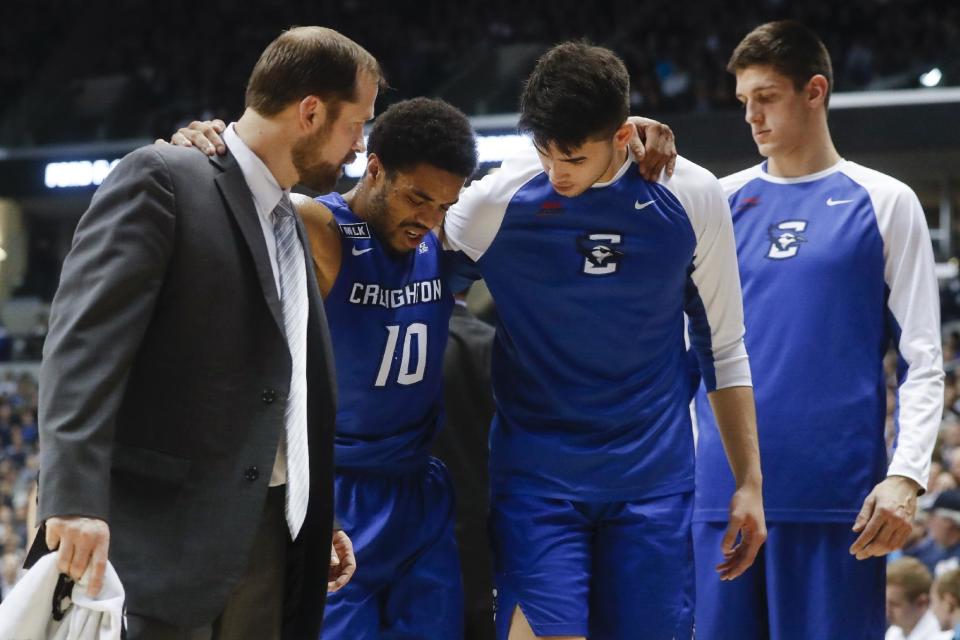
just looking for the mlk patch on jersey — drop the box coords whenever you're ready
[339,222,371,239]
[577,232,623,276]
[767,220,808,260]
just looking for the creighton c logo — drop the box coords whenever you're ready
[577,233,623,275]
[767,220,808,260]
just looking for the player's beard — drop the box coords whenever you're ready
[291,121,353,194]
[366,185,421,258]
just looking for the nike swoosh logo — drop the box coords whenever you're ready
[826,197,854,206]
[351,246,373,256]
[635,199,656,210]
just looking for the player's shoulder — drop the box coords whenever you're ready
[292,193,339,246]
[292,193,334,226]
[477,140,544,198]
[115,144,210,179]
[666,155,717,182]
[658,155,726,211]
[838,161,916,200]
[839,161,922,230]
[655,156,731,233]
[660,155,723,195]
[443,140,543,257]
[719,163,765,197]
[497,139,543,175]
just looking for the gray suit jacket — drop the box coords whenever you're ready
[36,143,337,636]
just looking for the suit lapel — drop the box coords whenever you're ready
[212,153,286,336]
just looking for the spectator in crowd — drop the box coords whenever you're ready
[3,427,25,468]
[907,490,960,576]
[886,557,942,639]
[18,409,36,446]
[3,0,958,147]
[0,550,21,601]
[0,370,36,601]
[931,568,960,638]
[0,404,13,449]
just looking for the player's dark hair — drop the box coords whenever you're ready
[245,26,386,117]
[518,41,630,155]
[727,21,833,106]
[367,98,478,178]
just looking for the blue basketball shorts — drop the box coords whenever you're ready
[490,491,694,640]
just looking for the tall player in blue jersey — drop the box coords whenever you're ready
[443,42,766,640]
[291,98,477,638]
[692,21,945,639]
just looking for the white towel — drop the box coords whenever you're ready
[0,552,124,640]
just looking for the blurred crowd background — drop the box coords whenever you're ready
[2,3,960,635]
[0,0,957,146]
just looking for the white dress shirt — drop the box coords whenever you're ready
[223,123,309,488]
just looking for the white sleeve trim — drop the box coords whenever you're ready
[442,141,543,261]
[843,163,944,490]
[719,163,763,200]
[665,157,752,390]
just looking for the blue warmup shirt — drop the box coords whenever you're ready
[444,144,751,501]
[319,193,454,472]
[694,161,943,522]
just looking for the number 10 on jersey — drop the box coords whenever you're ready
[374,323,427,387]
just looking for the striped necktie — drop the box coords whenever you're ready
[273,194,309,539]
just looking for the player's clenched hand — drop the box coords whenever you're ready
[45,516,110,597]
[328,529,357,593]
[850,475,919,560]
[155,119,227,156]
[717,482,766,581]
[626,116,677,181]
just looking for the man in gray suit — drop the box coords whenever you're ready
[34,26,382,639]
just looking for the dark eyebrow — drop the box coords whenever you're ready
[410,187,459,207]
[409,188,434,202]
[532,141,585,162]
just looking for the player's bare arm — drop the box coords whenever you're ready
[290,194,342,298]
[707,385,766,581]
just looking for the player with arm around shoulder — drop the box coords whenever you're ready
[441,41,764,640]
[297,98,479,639]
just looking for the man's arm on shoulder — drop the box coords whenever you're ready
[291,194,341,298]
[39,145,177,592]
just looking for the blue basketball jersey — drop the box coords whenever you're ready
[320,193,454,472]
[694,161,943,522]
[443,144,751,501]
